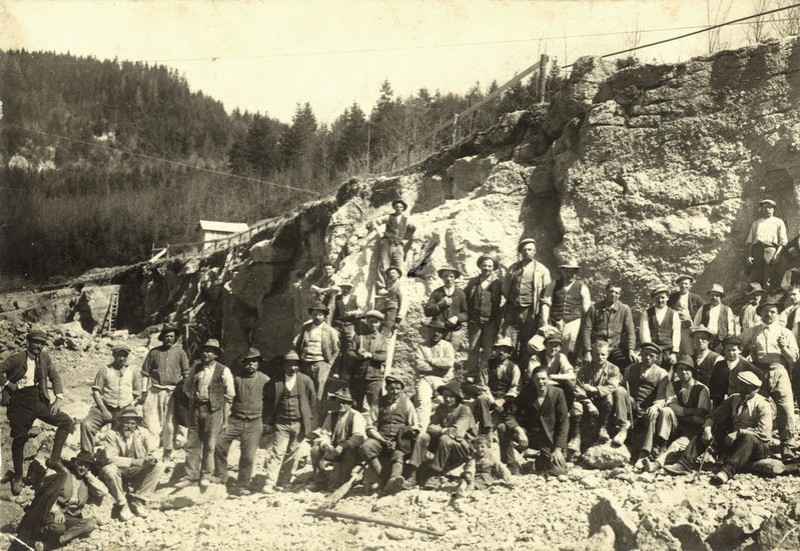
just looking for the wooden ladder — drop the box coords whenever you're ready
[100,292,120,336]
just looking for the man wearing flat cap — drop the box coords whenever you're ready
[640,286,681,368]
[213,348,270,495]
[666,371,773,485]
[140,324,189,462]
[667,275,705,356]
[98,405,162,521]
[707,336,764,408]
[0,330,73,495]
[361,374,419,495]
[370,198,415,292]
[81,343,142,453]
[464,254,504,384]
[624,342,669,463]
[747,198,787,290]
[693,284,739,349]
[541,258,591,361]
[741,299,798,458]
[310,387,367,490]
[424,266,469,353]
[414,320,455,431]
[346,310,388,411]
[501,238,552,366]
[176,339,235,488]
[471,337,522,434]
[689,325,721,388]
[580,281,636,369]
[294,301,340,428]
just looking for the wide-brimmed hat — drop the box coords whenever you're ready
[527,334,546,353]
[391,198,408,210]
[384,374,405,389]
[745,282,767,296]
[117,405,143,424]
[27,330,48,344]
[738,371,762,389]
[757,300,781,314]
[651,286,670,298]
[308,302,330,315]
[494,336,514,350]
[201,339,224,355]
[158,324,180,341]
[329,387,355,403]
[517,238,536,251]
[242,347,262,361]
[707,284,725,297]
[722,336,743,348]
[558,258,580,270]
[111,343,131,355]
[437,267,461,279]
[284,350,301,363]
[425,320,449,331]
[760,199,777,207]
[640,342,663,355]
[476,255,499,269]
[674,355,696,373]
[436,380,463,402]
[73,450,97,468]
[690,325,714,339]
[674,275,695,285]
[363,309,385,321]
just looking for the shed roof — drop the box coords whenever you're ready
[197,220,249,234]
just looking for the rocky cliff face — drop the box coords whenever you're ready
[15,38,800,381]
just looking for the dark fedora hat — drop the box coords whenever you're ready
[436,380,463,402]
[158,324,180,341]
[242,347,262,361]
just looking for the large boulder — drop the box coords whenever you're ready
[588,494,638,550]
[706,504,769,550]
[758,499,800,549]
[581,444,631,470]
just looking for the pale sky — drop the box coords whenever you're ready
[0,0,763,124]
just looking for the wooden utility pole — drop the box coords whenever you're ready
[451,113,459,145]
[538,54,550,103]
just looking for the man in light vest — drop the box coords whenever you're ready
[540,258,591,362]
[692,284,739,350]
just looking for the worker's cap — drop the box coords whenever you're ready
[544,334,563,345]
[363,310,385,321]
[651,286,670,298]
[639,342,663,355]
[517,238,536,251]
[690,325,714,339]
[111,343,131,355]
[673,275,695,285]
[558,258,580,270]
[722,336,743,348]
[756,300,781,315]
[384,374,405,389]
[760,199,777,207]
[737,371,762,389]
[476,255,499,269]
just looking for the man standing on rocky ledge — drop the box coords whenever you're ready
[747,198,787,291]
[370,198,415,292]
[0,330,74,495]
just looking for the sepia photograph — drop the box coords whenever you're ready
[2,0,800,549]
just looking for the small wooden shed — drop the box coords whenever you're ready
[197,220,249,250]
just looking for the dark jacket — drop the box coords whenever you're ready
[265,373,316,433]
[0,350,63,403]
[464,275,503,325]
[667,291,704,320]
[580,300,636,355]
[346,326,388,381]
[183,361,229,412]
[424,286,468,330]
[504,384,569,451]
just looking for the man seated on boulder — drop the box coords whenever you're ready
[641,356,711,472]
[413,320,455,431]
[692,284,739,350]
[740,283,766,331]
[665,371,773,485]
[626,343,670,467]
[572,340,629,454]
[346,310,388,411]
[310,387,367,491]
[404,381,475,490]
[81,344,141,454]
[708,336,764,408]
[213,348,270,496]
[540,258,591,361]
[424,267,469,353]
[640,286,681,369]
[580,281,637,369]
[690,326,721,389]
[360,375,419,495]
[470,336,521,435]
[499,366,568,475]
[97,405,163,521]
[668,275,705,355]
[15,451,105,550]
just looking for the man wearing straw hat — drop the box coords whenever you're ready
[693,284,739,350]
[424,266,469,353]
[371,198,415,292]
[640,285,681,368]
[346,310,388,411]
[98,405,162,521]
[747,198,787,290]
[464,254,503,384]
[540,257,591,361]
[140,324,189,462]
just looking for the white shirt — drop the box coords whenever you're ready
[285,374,297,392]
[747,216,787,246]
[19,354,37,389]
[639,306,681,352]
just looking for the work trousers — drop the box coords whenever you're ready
[654,408,703,444]
[215,415,263,485]
[264,421,305,486]
[40,515,97,548]
[360,438,405,482]
[751,242,780,290]
[683,432,769,478]
[301,360,331,430]
[184,403,223,481]
[630,407,660,455]
[759,362,796,444]
[349,377,383,412]
[473,395,504,432]
[466,320,499,384]
[415,374,451,432]
[551,318,581,358]
[143,385,184,450]
[497,424,556,471]
[408,432,471,473]
[310,444,360,488]
[381,307,398,337]
[99,461,164,506]
[376,238,405,289]
[501,302,538,367]
[572,387,629,445]
[8,387,73,475]
[80,403,127,452]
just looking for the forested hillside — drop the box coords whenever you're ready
[0,50,561,281]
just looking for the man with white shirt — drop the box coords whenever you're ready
[540,259,591,361]
[668,275,705,355]
[640,286,681,368]
[414,321,455,431]
[747,198,788,290]
[693,284,739,349]
[0,330,73,495]
[780,286,800,344]
[741,300,798,458]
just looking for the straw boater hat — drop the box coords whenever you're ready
[158,324,180,341]
[201,339,223,355]
[707,284,725,297]
[651,285,670,298]
[760,199,777,207]
[476,254,499,270]
[242,348,262,361]
[674,275,695,285]
[437,266,461,279]
[363,309,385,320]
[690,326,714,339]
[391,198,408,210]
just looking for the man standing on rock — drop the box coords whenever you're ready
[98,405,163,521]
[346,310,388,411]
[640,286,681,369]
[580,281,636,369]
[176,339,234,488]
[214,348,270,495]
[540,258,591,361]
[747,198,787,291]
[294,301,340,427]
[370,198,415,292]
[0,330,74,495]
[668,275,704,356]
[413,320,455,432]
[262,351,316,493]
[81,344,141,454]
[424,267,469,354]
[692,284,739,349]
[501,238,551,365]
[464,255,503,384]
[141,324,190,462]
[665,371,772,485]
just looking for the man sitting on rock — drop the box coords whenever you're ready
[310,388,367,491]
[540,258,591,361]
[572,340,629,453]
[665,371,773,485]
[81,344,141,453]
[98,405,163,521]
[15,451,105,550]
[424,267,469,353]
[404,381,475,490]
[470,336,521,435]
[360,375,419,495]
[641,357,711,472]
[708,336,764,408]
[346,310,388,411]
[499,366,568,475]
[413,320,455,431]
[624,342,669,465]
